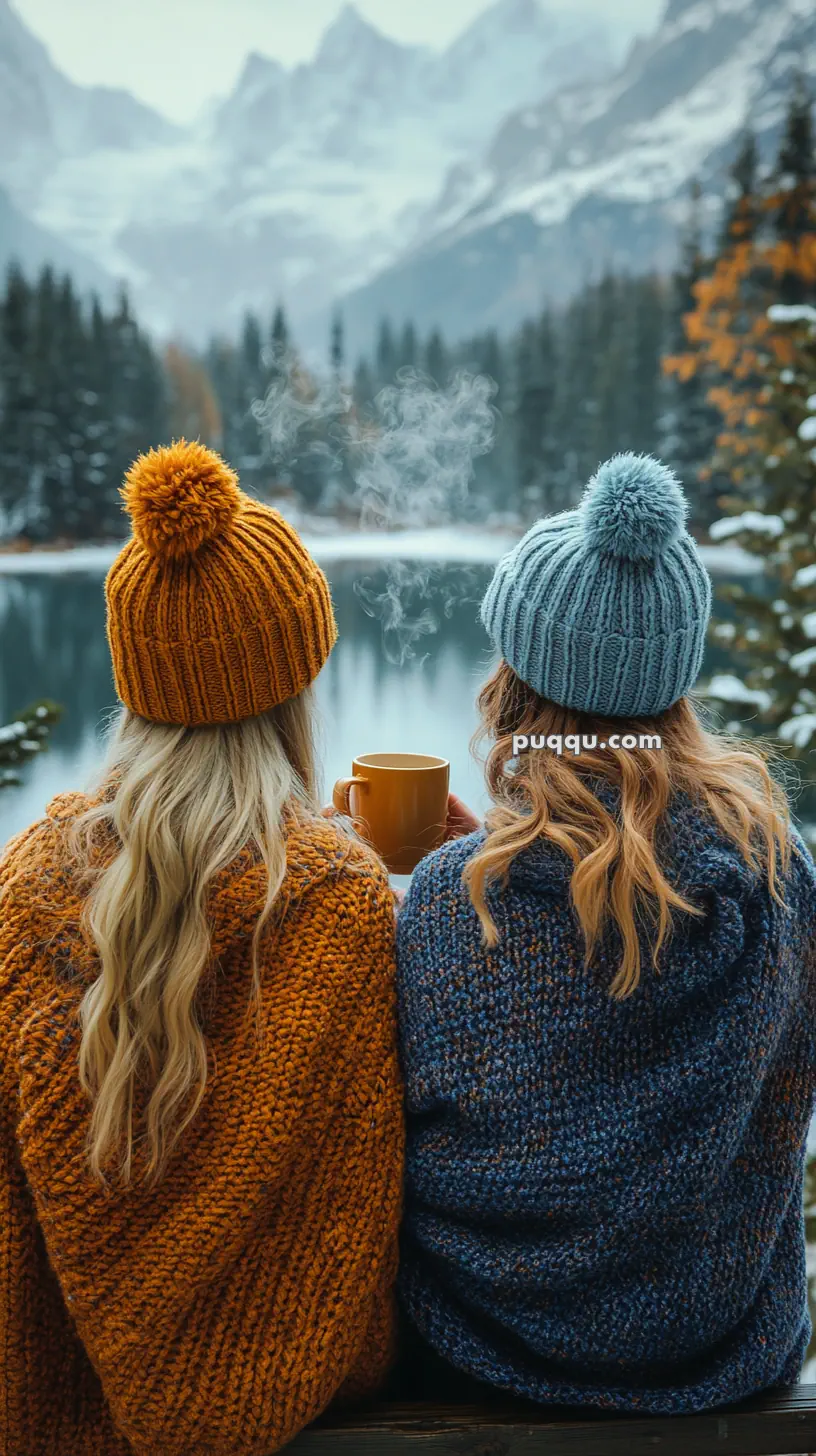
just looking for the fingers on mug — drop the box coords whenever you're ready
[332,775,368,816]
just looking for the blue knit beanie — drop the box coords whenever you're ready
[481,454,712,718]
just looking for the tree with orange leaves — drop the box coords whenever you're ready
[661,179,722,528]
[664,81,816,498]
[670,79,816,824]
[164,342,223,449]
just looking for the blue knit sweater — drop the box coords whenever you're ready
[396,798,816,1413]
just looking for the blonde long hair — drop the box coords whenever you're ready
[62,690,319,1188]
[464,662,792,999]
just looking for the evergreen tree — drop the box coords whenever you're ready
[0,701,61,790]
[535,312,567,510]
[206,338,244,466]
[0,266,36,536]
[662,182,722,527]
[237,312,266,487]
[626,274,667,457]
[127,328,169,460]
[375,319,397,388]
[469,329,510,514]
[513,318,556,519]
[589,272,628,465]
[83,295,119,528]
[267,304,291,406]
[240,313,262,375]
[352,357,376,414]
[424,328,448,387]
[718,130,760,249]
[398,321,418,373]
[768,74,816,305]
[0,270,167,544]
[271,304,289,355]
[706,302,816,823]
[104,292,154,506]
[551,286,598,503]
[324,312,357,513]
[30,273,95,541]
[330,310,345,376]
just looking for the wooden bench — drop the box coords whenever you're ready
[288,1387,816,1455]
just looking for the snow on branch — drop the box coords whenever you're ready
[794,563,816,589]
[703,674,772,710]
[709,512,784,541]
[789,645,816,676]
[779,714,816,749]
[768,304,816,326]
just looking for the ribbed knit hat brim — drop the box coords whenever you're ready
[481,573,708,718]
[108,561,336,725]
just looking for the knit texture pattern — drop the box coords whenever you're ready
[0,794,403,1456]
[396,799,816,1414]
[480,454,712,717]
[106,440,338,726]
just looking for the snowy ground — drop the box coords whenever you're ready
[0,531,763,576]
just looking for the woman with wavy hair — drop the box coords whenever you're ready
[0,441,403,1456]
[396,454,816,1414]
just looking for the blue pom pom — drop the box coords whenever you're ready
[580,453,688,563]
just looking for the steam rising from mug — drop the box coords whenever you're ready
[253,343,500,663]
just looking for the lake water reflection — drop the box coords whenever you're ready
[0,561,498,842]
[0,554,781,842]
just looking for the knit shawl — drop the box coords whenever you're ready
[396,799,816,1414]
[0,795,403,1456]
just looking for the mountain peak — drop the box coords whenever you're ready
[237,50,284,88]
[491,0,542,24]
[316,4,383,58]
[444,0,555,61]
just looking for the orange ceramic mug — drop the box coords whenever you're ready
[332,752,450,874]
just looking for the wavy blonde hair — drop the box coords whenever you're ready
[464,662,792,999]
[62,690,319,1189]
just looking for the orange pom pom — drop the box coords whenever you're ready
[122,439,242,560]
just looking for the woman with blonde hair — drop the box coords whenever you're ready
[396,454,816,1414]
[0,441,404,1455]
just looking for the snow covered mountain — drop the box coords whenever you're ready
[0,0,178,208]
[4,0,813,354]
[4,0,612,342]
[0,186,115,297]
[339,0,816,348]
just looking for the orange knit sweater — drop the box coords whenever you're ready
[0,793,404,1456]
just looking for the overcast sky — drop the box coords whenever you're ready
[15,0,664,123]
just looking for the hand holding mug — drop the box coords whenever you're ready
[332,753,450,875]
[444,793,482,840]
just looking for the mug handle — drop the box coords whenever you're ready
[332,775,368,816]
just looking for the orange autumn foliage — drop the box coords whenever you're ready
[664,176,816,468]
[164,343,223,447]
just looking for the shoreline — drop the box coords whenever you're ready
[0,530,763,576]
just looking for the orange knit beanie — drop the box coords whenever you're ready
[105,439,337,726]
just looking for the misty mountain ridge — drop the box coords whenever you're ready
[0,0,178,206]
[340,0,816,349]
[1,0,814,355]
[0,0,614,341]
